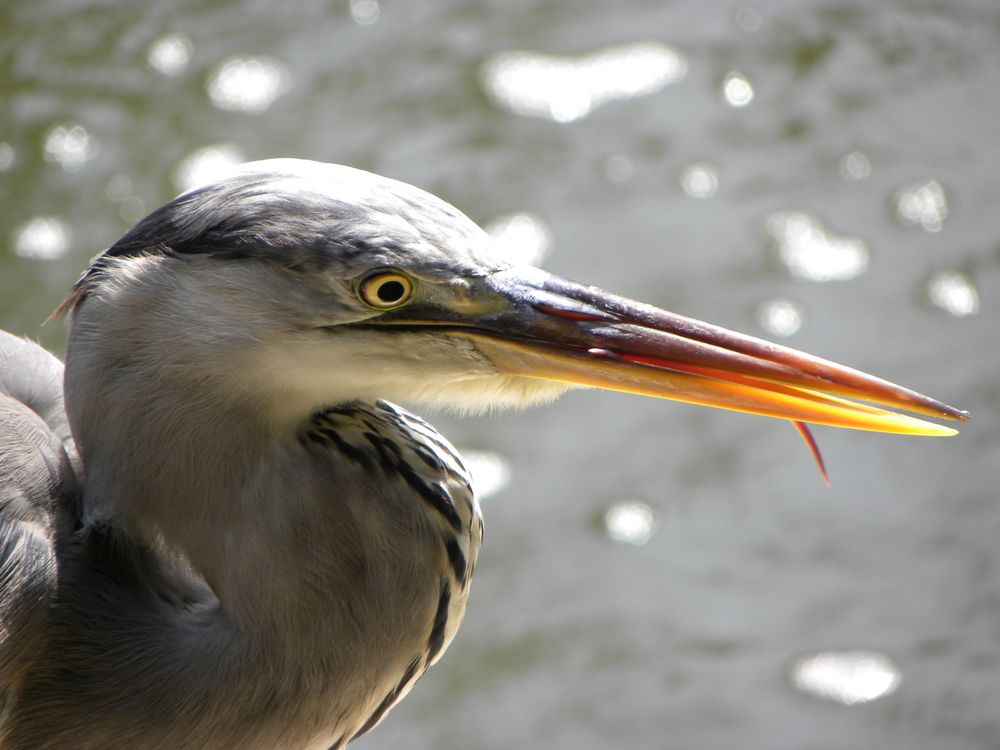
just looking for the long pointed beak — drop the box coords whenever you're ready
[452,268,968,436]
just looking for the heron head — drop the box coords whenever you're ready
[61,159,966,437]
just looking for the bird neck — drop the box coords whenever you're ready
[65,379,479,742]
[74,375,299,620]
[65,327,472,623]
[60,274,327,627]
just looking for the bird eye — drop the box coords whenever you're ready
[359,271,414,309]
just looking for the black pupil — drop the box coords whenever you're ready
[376,279,406,303]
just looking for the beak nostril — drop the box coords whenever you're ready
[533,302,618,323]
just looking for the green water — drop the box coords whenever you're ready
[2,1,998,748]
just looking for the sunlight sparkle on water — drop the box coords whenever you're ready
[722,72,754,107]
[839,151,871,181]
[680,163,718,198]
[789,650,901,705]
[927,270,979,317]
[756,298,803,337]
[106,174,132,203]
[603,154,635,184]
[0,143,15,172]
[106,175,146,224]
[459,450,511,501]
[13,217,69,261]
[734,6,763,32]
[485,212,553,266]
[207,56,289,114]
[481,42,687,123]
[349,0,379,25]
[604,501,656,546]
[172,144,246,193]
[894,180,948,232]
[765,211,869,282]
[43,123,99,172]
[147,34,193,76]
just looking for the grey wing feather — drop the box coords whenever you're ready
[0,331,79,718]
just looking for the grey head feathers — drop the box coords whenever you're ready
[58,160,504,319]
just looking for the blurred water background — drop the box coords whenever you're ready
[2,1,998,748]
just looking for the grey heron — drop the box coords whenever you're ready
[0,159,967,749]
